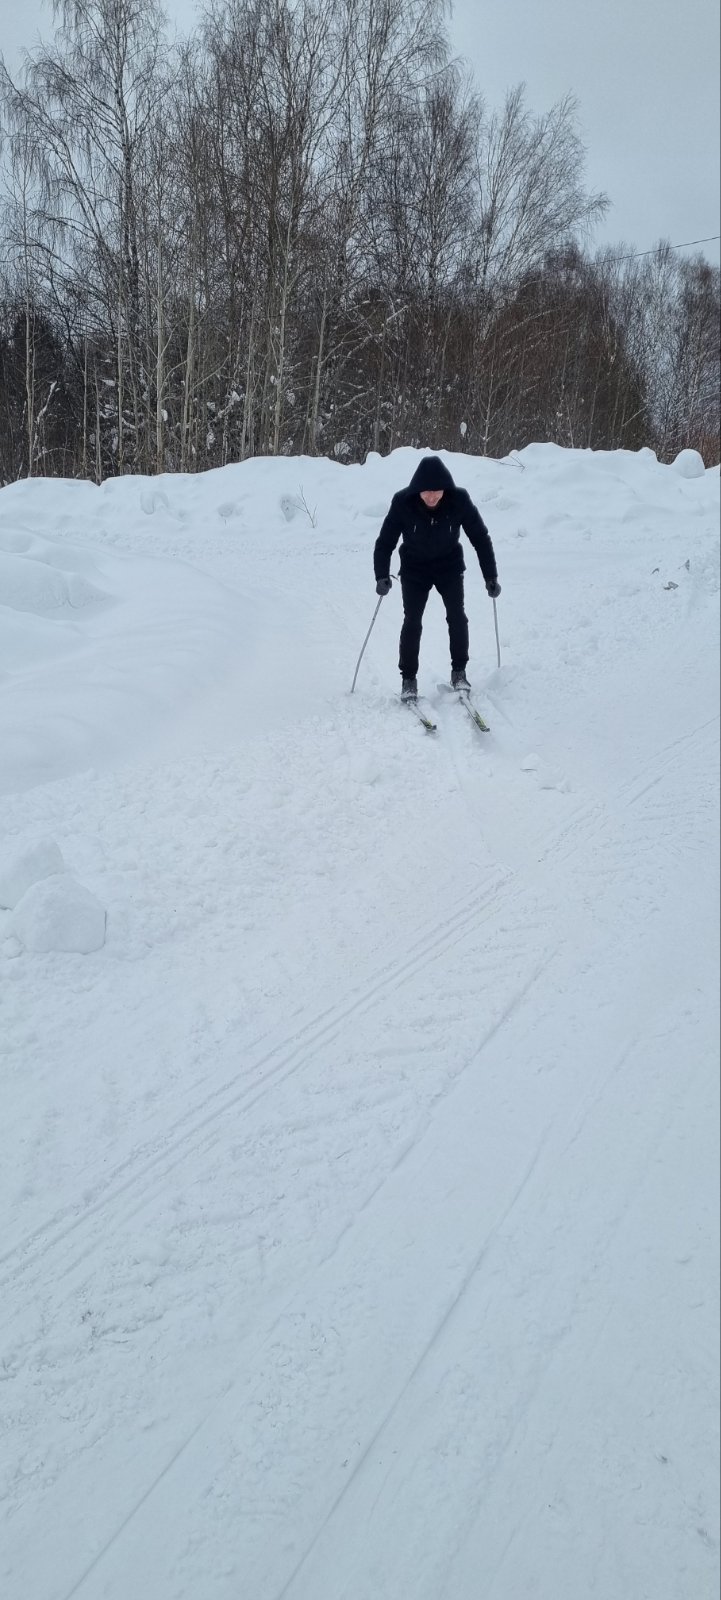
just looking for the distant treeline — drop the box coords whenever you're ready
[0,0,718,484]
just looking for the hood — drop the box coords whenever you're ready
[405,455,456,497]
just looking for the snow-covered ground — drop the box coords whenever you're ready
[1,443,718,1600]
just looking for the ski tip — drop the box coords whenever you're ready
[399,695,437,731]
[435,683,490,731]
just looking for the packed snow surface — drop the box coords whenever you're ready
[1,444,719,1600]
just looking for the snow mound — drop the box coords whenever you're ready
[0,837,65,908]
[0,497,249,794]
[671,448,706,479]
[11,874,106,953]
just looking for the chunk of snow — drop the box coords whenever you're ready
[0,837,65,908]
[11,875,106,953]
[671,449,705,479]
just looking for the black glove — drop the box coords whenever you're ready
[486,580,501,599]
[376,577,392,596]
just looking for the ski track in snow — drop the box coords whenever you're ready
[0,445,718,1600]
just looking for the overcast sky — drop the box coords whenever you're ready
[1,0,719,263]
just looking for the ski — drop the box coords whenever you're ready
[400,696,437,732]
[458,694,490,733]
[436,682,490,732]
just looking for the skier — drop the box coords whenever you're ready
[373,455,501,700]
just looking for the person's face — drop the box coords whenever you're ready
[420,489,443,508]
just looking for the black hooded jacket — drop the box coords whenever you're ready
[373,456,498,585]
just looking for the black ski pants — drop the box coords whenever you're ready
[399,564,469,678]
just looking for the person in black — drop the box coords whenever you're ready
[373,455,501,699]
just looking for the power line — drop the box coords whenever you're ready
[610,234,720,262]
[503,232,720,302]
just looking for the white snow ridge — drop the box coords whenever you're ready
[0,445,718,1600]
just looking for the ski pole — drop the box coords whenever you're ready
[493,598,501,668]
[350,594,385,693]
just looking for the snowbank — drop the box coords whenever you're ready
[0,505,249,792]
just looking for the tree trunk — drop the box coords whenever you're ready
[156,239,164,473]
[181,263,196,472]
[117,264,125,472]
[94,363,103,485]
[272,219,294,456]
[25,289,35,476]
[308,291,327,454]
[82,335,89,480]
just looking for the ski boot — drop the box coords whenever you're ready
[451,669,471,692]
[401,676,418,701]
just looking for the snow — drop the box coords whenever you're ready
[671,448,706,479]
[0,444,718,1600]
[0,506,244,792]
[11,874,106,954]
[0,837,65,908]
